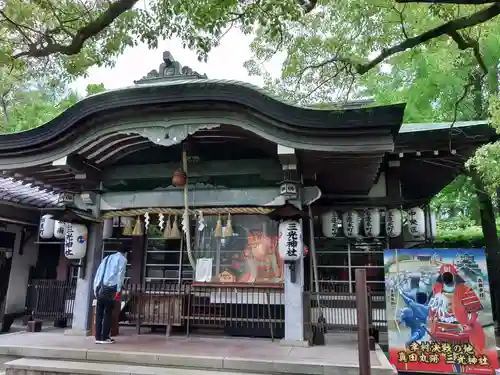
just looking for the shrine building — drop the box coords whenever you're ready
[0,51,495,344]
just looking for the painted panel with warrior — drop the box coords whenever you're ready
[384,248,498,374]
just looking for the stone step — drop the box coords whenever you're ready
[4,358,252,375]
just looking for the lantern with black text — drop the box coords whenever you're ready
[39,214,55,239]
[363,208,380,237]
[278,220,303,261]
[408,207,425,237]
[385,209,402,237]
[53,221,65,240]
[102,219,113,239]
[321,211,338,238]
[342,210,359,238]
[64,223,88,260]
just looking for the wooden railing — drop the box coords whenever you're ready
[25,279,76,326]
[122,281,285,339]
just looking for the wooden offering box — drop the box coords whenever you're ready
[131,290,186,335]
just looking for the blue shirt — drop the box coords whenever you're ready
[93,252,127,297]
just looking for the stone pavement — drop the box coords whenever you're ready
[0,329,394,375]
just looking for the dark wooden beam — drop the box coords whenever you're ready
[100,186,321,210]
[102,159,282,184]
[52,154,101,181]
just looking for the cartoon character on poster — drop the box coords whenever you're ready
[384,248,498,374]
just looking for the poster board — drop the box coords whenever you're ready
[384,248,498,374]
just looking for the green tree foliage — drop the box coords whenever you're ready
[0,0,499,85]
[0,0,318,82]
[469,97,500,190]
[431,175,480,224]
[0,83,106,133]
[246,2,500,106]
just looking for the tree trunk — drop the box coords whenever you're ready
[0,96,9,125]
[470,69,500,322]
[470,169,500,322]
[496,187,500,217]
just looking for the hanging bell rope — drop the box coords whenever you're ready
[183,146,196,270]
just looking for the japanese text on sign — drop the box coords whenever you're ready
[386,211,395,236]
[286,222,298,258]
[365,213,373,234]
[64,224,74,257]
[408,210,418,234]
[397,341,490,367]
[345,212,354,237]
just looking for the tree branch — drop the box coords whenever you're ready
[447,30,488,73]
[12,0,139,59]
[304,3,500,77]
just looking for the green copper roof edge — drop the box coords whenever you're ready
[399,120,490,133]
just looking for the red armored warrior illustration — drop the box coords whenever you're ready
[428,264,485,353]
[238,232,282,283]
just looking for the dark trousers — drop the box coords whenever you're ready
[95,298,115,341]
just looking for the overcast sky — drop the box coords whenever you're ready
[72,29,282,94]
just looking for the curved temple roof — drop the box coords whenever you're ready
[0,52,493,208]
[0,79,405,158]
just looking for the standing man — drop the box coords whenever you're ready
[93,244,128,344]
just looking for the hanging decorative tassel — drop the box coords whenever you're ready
[215,215,223,238]
[170,215,181,239]
[132,216,143,236]
[144,212,150,231]
[164,216,172,238]
[224,213,233,237]
[158,213,165,230]
[122,217,133,236]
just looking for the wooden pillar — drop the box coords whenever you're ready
[386,161,404,249]
[56,247,71,281]
[128,235,145,284]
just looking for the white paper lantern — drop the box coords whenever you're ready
[364,208,381,237]
[385,209,402,237]
[64,223,88,260]
[408,207,425,237]
[321,211,338,238]
[102,219,113,239]
[39,214,55,239]
[278,220,303,261]
[342,210,359,238]
[54,221,66,239]
[426,211,437,239]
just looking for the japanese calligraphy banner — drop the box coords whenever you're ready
[384,248,498,374]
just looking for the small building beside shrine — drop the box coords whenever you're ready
[0,52,495,344]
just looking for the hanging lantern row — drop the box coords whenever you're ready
[320,207,429,239]
[39,214,88,260]
[101,211,236,240]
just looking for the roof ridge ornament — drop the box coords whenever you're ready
[134,51,207,84]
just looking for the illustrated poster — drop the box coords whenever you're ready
[384,248,498,374]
